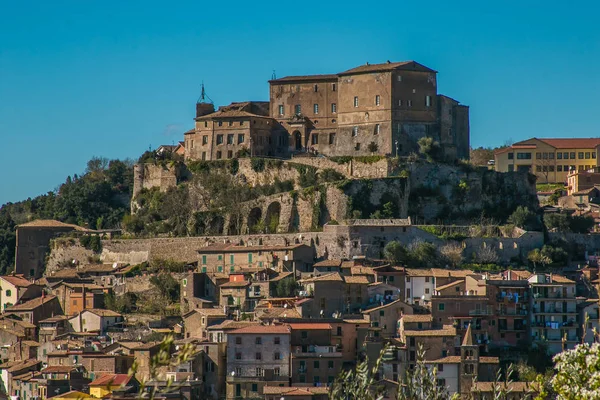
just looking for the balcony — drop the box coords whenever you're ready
[497,308,528,316]
[469,309,493,316]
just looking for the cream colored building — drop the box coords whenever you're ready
[494,138,600,183]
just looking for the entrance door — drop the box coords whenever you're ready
[294,131,302,150]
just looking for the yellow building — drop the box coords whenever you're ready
[494,138,600,183]
[48,391,93,400]
[89,374,138,398]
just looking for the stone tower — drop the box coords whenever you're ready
[459,323,479,395]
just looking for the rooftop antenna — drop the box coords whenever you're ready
[197,82,213,104]
[272,70,276,80]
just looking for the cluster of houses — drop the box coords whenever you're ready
[1,235,599,400]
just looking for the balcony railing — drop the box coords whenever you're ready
[497,308,528,316]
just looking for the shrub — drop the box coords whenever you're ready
[384,241,409,264]
[250,158,265,172]
[507,206,540,231]
[229,158,239,174]
[319,168,345,183]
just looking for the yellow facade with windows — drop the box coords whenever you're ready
[494,138,600,184]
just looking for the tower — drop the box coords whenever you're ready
[459,323,479,395]
[196,83,215,118]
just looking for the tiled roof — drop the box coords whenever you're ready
[229,325,290,334]
[21,341,40,347]
[49,269,80,278]
[363,299,409,314]
[340,261,355,269]
[258,307,302,319]
[402,314,433,323]
[537,138,600,149]
[430,269,477,278]
[404,268,432,277]
[269,272,294,282]
[207,320,259,331]
[18,220,85,230]
[288,323,332,330]
[404,325,456,337]
[0,275,33,287]
[426,356,461,364]
[339,61,436,75]
[435,280,464,291]
[350,267,375,276]
[62,282,104,290]
[41,366,79,373]
[82,309,122,318]
[5,295,57,311]
[480,356,500,364]
[269,74,338,83]
[313,259,343,268]
[262,386,330,395]
[89,374,133,386]
[344,276,371,284]
[472,382,538,393]
[183,308,226,317]
[220,281,250,288]
[343,318,369,324]
[300,272,343,283]
[551,275,575,284]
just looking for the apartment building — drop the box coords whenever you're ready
[495,138,600,183]
[528,273,578,354]
[226,325,291,399]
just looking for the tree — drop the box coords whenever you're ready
[275,278,298,297]
[368,141,379,154]
[440,243,464,268]
[507,206,540,231]
[544,213,571,232]
[527,249,551,270]
[570,215,595,233]
[470,147,496,167]
[149,273,180,303]
[417,137,441,162]
[408,240,440,268]
[474,245,499,264]
[0,208,16,274]
[552,343,600,399]
[384,241,409,265]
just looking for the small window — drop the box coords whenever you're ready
[255,352,262,360]
[332,83,336,91]
[407,100,413,107]
[278,105,284,115]
[204,121,208,127]
[314,84,318,92]
[235,337,242,345]
[374,124,380,135]
[570,152,576,159]
[579,152,585,159]
[216,151,222,159]
[274,352,281,360]
[256,337,262,345]
[216,134,224,144]
[375,95,380,106]
[425,95,431,107]
[218,121,223,127]
[398,99,402,106]
[355,143,361,151]
[311,134,318,145]
[397,75,402,82]
[379,310,385,316]
[5,290,11,297]
[438,303,445,311]
[352,126,358,137]
[329,133,336,145]
[301,331,308,339]
[274,337,280,344]
[586,152,591,159]
[314,104,319,114]
[354,96,359,107]
[331,103,337,113]
[508,153,514,160]
[295,104,301,114]
[314,361,320,369]
[557,152,563,159]
[238,134,245,144]
[235,352,241,360]
[227,134,234,144]
[202,135,208,145]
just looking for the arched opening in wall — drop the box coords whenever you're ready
[265,202,281,234]
[208,216,224,235]
[293,131,302,151]
[290,203,300,232]
[248,207,263,233]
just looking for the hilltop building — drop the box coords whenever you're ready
[184,61,469,161]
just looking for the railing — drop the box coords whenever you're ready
[469,309,493,316]
[227,375,288,382]
[497,308,528,316]
[294,351,342,358]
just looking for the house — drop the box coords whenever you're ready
[182,308,227,340]
[89,374,139,398]
[37,365,90,399]
[579,299,600,344]
[219,280,251,314]
[47,390,93,400]
[288,323,341,387]
[400,323,459,363]
[226,325,291,399]
[298,273,345,318]
[206,320,259,343]
[0,359,41,397]
[312,259,342,276]
[0,275,43,311]
[262,386,329,400]
[3,295,63,324]
[362,299,413,339]
[494,138,600,183]
[68,309,124,334]
[50,282,106,316]
[471,382,540,399]
[404,269,436,305]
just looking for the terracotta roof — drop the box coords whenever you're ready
[313,259,343,268]
[402,315,433,323]
[551,275,575,284]
[435,280,464,291]
[81,309,122,318]
[49,269,80,278]
[426,356,461,364]
[404,268,433,277]
[480,356,500,364]
[343,318,369,324]
[430,269,477,278]
[220,281,250,288]
[39,315,69,323]
[269,74,338,83]
[258,307,302,319]
[288,323,331,330]
[61,282,104,290]
[41,366,79,373]
[5,295,57,311]
[18,219,85,230]
[300,272,343,283]
[207,320,259,331]
[183,308,226,317]
[20,340,40,347]
[472,382,538,393]
[344,276,371,284]
[269,272,294,282]
[350,267,375,276]
[363,299,409,314]
[339,61,436,75]
[2,359,41,372]
[229,325,290,334]
[262,386,329,395]
[537,138,600,149]
[404,325,456,337]
[134,342,161,350]
[340,261,355,269]
[89,374,133,386]
[0,275,33,287]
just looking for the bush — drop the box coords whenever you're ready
[384,241,409,264]
[319,168,345,183]
[250,158,265,172]
[79,235,102,253]
[508,206,540,231]
[229,158,239,174]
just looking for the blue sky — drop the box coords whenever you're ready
[1,0,599,205]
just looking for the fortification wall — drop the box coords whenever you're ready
[133,163,180,198]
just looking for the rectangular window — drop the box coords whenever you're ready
[235,352,241,360]
[549,153,555,159]
[593,152,597,159]
[352,126,358,137]
[314,84,318,92]
[278,105,284,115]
[227,150,232,159]
[228,121,233,126]
[375,95,380,106]
[329,133,336,144]
[570,152,576,159]
[328,360,334,369]
[301,331,308,339]
[238,134,245,144]
[543,152,548,159]
[204,121,208,127]
[332,83,336,91]
[216,134,223,144]
[274,367,281,376]
[517,152,532,159]
[438,303,445,311]
[218,121,223,127]
[549,165,555,172]
[425,95,431,107]
[314,361,320,369]
[536,152,542,160]
[586,152,591,159]
[256,337,262,345]
[312,134,318,145]
[331,103,337,113]
[274,337,280,344]
[314,104,319,114]
[379,310,385,316]
[248,253,253,263]
[557,152,563,159]
[397,75,402,82]
[201,151,206,160]
[355,143,361,151]
[557,165,563,172]
[202,135,208,145]
[255,352,262,360]
[536,165,542,172]
[374,124,380,135]
[508,164,514,172]
[236,337,242,344]
[190,139,194,148]
[227,134,234,144]
[579,152,584,159]
[295,104,301,114]
[398,99,402,106]
[354,96,359,107]
[216,151,222,159]
[274,352,281,360]
[407,100,413,107]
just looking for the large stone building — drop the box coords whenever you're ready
[184,61,469,161]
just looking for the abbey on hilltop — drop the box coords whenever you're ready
[184,60,469,161]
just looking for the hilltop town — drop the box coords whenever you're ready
[2,60,600,400]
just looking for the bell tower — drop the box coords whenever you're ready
[460,323,479,395]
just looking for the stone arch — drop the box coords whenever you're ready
[265,202,281,234]
[208,216,224,235]
[248,207,263,233]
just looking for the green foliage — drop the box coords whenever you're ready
[408,241,440,268]
[319,168,345,183]
[544,212,595,233]
[419,226,469,241]
[527,248,551,270]
[138,149,183,165]
[536,183,565,192]
[330,156,353,164]
[229,158,239,174]
[149,273,180,303]
[149,258,188,273]
[0,208,16,274]
[292,164,319,188]
[275,278,298,297]
[250,157,265,172]
[507,206,541,231]
[367,141,379,153]
[384,241,409,264]
[417,137,442,162]
[547,189,562,205]
[79,235,102,253]
[105,292,137,313]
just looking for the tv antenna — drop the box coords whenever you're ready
[197,82,213,104]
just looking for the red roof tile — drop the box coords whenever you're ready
[0,275,33,287]
[230,325,290,334]
[288,323,332,330]
[89,374,133,386]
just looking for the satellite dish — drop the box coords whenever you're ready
[283,304,288,309]
[112,262,118,269]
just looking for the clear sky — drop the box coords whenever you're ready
[1,0,599,205]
